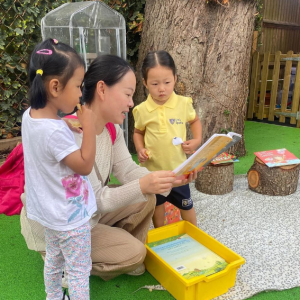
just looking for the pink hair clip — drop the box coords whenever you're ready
[36,49,53,55]
[53,39,58,44]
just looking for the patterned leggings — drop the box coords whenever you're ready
[44,222,91,300]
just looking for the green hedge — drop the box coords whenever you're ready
[0,0,69,138]
[0,0,145,139]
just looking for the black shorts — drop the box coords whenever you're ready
[156,184,193,210]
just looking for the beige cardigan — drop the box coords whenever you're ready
[20,125,150,251]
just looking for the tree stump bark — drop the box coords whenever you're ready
[195,163,234,195]
[247,157,300,196]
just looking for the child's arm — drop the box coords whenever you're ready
[182,115,202,155]
[133,128,150,163]
[63,105,96,176]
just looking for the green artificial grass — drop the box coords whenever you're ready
[1,121,300,300]
[235,121,300,175]
[1,213,300,300]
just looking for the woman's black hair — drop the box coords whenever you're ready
[28,38,84,109]
[141,50,176,83]
[82,54,134,105]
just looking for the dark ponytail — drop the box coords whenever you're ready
[29,69,48,109]
[82,54,134,105]
[28,38,84,109]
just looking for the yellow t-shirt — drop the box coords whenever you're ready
[133,92,196,171]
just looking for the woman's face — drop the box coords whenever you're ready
[102,70,136,124]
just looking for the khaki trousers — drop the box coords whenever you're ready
[90,194,156,281]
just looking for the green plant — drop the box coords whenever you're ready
[224,109,231,117]
[220,127,232,134]
[254,0,263,48]
[0,0,68,138]
[102,0,145,65]
[0,0,145,139]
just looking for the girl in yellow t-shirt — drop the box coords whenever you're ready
[133,50,202,228]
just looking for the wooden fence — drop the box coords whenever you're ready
[260,0,300,53]
[247,51,300,127]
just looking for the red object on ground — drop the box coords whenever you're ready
[164,202,180,225]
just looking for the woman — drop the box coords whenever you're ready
[20,54,197,281]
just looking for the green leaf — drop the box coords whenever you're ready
[14,28,24,35]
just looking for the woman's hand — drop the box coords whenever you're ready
[139,171,176,194]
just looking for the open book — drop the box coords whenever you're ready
[173,132,242,178]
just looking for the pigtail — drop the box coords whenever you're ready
[29,71,48,109]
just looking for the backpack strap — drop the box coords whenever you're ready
[64,115,116,145]
[94,123,116,185]
[105,122,116,145]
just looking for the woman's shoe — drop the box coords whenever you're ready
[127,263,145,276]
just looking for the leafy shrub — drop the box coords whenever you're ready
[0,0,145,139]
[0,0,69,138]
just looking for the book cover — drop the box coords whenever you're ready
[173,132,242,178]
[147,233,228,279]
[211,152,237,165]
[254,148,300,167]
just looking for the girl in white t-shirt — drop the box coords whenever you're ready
[22,38,96,300]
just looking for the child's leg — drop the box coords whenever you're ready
[62,222,91,300]
[152,204,165,228]
[180,207,197,227]
[169,184,198,227]
[44,228,65,300]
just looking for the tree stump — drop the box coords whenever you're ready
[247,157,300,196]
[195,163,234,195]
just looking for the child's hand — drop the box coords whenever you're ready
[63,118,82,134]
[181,139,201,155]
[76,105,96,130]
[137,148,150,163]
[173,169,198,187]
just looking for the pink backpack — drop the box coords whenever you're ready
[0,143,24,216]
[0,122,116,216]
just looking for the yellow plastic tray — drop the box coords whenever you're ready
[145,221,245,300]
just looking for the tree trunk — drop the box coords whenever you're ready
[195,163,234,195]
[247,157,300,196]
[129,0,257,156]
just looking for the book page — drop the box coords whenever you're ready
[147,234,228,279]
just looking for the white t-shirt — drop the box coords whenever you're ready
[22,108,96,231]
